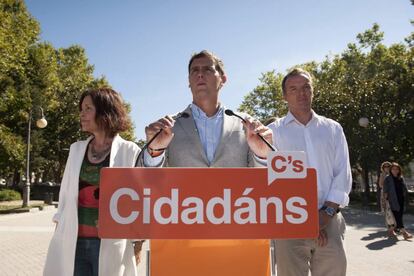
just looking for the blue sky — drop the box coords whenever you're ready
[25,0,413,140]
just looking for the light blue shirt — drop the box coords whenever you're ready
[144,103,224,166]
[191,104,224,164]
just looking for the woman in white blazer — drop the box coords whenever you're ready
[43,88,141,276]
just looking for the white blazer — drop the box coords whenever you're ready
[43,135,141,276]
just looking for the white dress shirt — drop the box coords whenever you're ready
[268,110,352,208]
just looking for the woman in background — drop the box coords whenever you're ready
[44,88,141,276]
[383,162,412,240]
[378,161,396,236]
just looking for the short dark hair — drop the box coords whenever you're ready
[281,68,313,94]
[188,50,225,76]
[79,88,131,136]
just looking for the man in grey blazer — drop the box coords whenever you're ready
[143,50,271,166]
[142,50,273,272]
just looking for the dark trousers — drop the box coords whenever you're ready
[392,207,405,229]
[74,238,101,276]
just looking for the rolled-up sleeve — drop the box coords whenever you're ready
[326,124,352,207]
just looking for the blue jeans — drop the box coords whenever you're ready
[74,238,101,276]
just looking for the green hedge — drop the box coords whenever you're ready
[0,189,22,201]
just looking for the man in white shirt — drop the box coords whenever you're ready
[268,68,352,276]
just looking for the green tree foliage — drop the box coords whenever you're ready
[0,0,136,184]
[239,24,414,174]
[239,71,286,122]
[0,0,40,180]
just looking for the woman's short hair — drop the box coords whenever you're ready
[79,88,131,136]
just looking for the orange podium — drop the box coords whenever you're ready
[151,239,270,276]
[99,167,318,276]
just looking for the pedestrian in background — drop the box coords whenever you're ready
[378,161,397,237]
[383,162,412,240]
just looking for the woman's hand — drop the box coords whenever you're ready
[133,240,144,265]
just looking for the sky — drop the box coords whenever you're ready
[25,0,413,140]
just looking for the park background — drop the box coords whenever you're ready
[0,0,413,211]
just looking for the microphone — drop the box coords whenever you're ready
[174,111,190,120]
[225,109,275,151]
[145,112,189,149]
[135,112,189,166]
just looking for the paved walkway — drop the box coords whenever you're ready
[0,210,55,276]
[343,208,414,275]
[0,207,412,275]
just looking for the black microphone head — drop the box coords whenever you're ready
[224,109,235,116]
[225,109,246,122]
[173,112,190,120]
[180,112,190,118]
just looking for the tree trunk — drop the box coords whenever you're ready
[363,168,370,207]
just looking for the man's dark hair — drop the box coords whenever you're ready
[281,68,313,94]
[188,50,226,76]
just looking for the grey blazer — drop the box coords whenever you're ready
[150,105,257,168]
[383,175,408,212]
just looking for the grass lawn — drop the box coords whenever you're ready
[0,203,48,214]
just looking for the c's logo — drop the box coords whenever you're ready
[267,151,307,185]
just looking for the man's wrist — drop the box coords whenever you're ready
[320,205,340,217]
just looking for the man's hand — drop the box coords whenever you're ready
[317,229,328,247]
[145,115,175,152]
[243,117,273,159]
[318,210,331,247]
[317,201,339,247]
[319,209,332,231]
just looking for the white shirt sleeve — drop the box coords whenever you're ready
[326,124,352,207]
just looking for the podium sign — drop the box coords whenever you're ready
[98,167,318,239]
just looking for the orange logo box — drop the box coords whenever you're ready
[98,168,318,239]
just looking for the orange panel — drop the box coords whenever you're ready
[150,239,270,276]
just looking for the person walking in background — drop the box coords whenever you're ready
[44,88,141,276]
[383,162,413,240]
[378,161,396,237]
[268,68,352,276]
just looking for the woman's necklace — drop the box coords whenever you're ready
[90,141,111,160]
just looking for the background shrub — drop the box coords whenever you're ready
[0,189,22,201]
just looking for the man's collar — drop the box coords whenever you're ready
[191,103,224,119]
[284,110,318,126]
